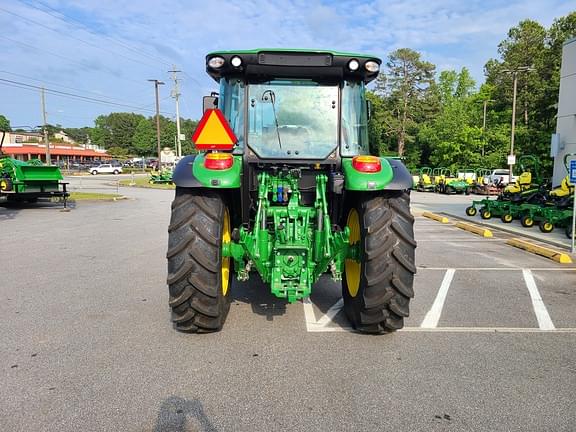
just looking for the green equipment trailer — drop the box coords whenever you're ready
[166,49,416,334]
[0,131,68,205]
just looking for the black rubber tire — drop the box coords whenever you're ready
[521,215,534,228]
[113,170,119,175]
[480,209,491,219]
[166,188,231,333]
[0,178,13,191]
[465,206,477,216]
[91,170,97,175]
[538,221,554,233]
[342,191,416,334]
[501,213,513,223]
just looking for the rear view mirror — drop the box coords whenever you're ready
[203,95,218,113]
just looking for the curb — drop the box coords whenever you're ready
[506,238,573,264]
[454,221,493,238]
[113,196,129,201]
[422,211,449,223]
[443,211,571,251]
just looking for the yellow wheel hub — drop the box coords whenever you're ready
[221,207,231,296]
[345,208,361,297]
[0,180,6,191]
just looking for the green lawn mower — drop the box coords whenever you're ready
[416,167,436,192]
[149,168,173,184]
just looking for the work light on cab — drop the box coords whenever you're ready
[352,155,381,173]
[208,56,225,69]
[231,56,242,67]
[204,152,234,170]
[365,61,379,73]
[348,59,360,71]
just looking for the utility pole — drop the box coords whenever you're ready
[169,66,182,158]
[41,87,51,165]
[148,79,165,167]
[502,66,533,183]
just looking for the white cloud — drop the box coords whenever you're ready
[0,0,574,127]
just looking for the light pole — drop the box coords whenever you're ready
[148,79,165,168]
[502,66,534,182]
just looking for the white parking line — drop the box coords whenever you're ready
[316,298,344,326]
[418,267,576,271]
[522,269,556,330]
[420,268,455,328]
[302,298,352,332]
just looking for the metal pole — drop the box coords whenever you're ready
[570,185,576,253]
[482,100,488,157]
[169,66,182,158]
[149,79,164,168]
[41,87,51,165]
[509,72,518,183]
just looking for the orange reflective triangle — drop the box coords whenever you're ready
[192,109,237,150]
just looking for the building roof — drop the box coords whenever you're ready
[3,144,108,158]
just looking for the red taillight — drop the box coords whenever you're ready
[352,156,381,173]
[204,153,233,170]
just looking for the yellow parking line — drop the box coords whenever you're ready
[454,221,493,238]
[506,238,573,264]
[422,211,449,224]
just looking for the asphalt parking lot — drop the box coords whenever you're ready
[1,183,575,431]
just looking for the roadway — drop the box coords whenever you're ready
[1,187,575,431]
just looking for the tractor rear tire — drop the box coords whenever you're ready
[342,191,416,334]
[166,188,232,333]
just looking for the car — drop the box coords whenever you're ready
[485,169,517,186]
[90,164,123,175]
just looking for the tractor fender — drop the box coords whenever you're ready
[172,155,202,188]
[342,157,413,191]
[383,158,414,190]
[172,154,242,189]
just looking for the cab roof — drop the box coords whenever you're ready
[205,48,381,84]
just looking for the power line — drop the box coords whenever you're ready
[0,70,150,106]
[0,6,167,72]
[0,35,150,90]
[0,78,174,115]
[15,0,175,68]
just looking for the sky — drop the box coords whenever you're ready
[1,0,575,129]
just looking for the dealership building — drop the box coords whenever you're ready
[553,37,576,185]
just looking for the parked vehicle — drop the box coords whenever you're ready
[90,164,122,175]
[166,48,416,334]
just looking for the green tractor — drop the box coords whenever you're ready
[167,49,416,334]
[0,129,68,205]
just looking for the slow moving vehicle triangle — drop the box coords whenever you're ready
[192,109,237,150]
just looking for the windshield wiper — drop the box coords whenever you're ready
[262,90,282,149]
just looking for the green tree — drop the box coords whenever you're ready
[132,118,156,156]
[90,113,145,152]
[0,114,11,132]
[377,48,435,157]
